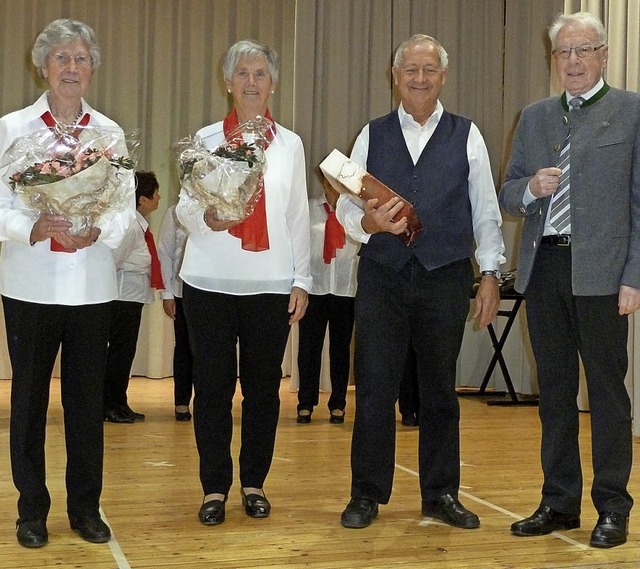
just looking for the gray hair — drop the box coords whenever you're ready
[222,39,279,84]
[393,34,449,70]
[549,12,607,48]
[31,18,101,78]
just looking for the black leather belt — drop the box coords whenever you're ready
[541,234,571,246]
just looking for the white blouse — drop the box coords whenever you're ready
[176,120,312,295]
[0,92,135,305]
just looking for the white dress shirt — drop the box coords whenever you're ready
[157,205,187,300]
[0,92,135,305]
[176,120,312,295]
[336,101,505,273]
[112,210,155,304]
[308,197,359,297]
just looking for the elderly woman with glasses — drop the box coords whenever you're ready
[176,38,311,526]
[0,19,134,548]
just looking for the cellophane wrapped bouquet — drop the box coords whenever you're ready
[0,124,140,235]
[175,116,274,221]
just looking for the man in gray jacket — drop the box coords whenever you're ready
[499,11,640,549]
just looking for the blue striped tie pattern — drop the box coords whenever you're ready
[549,97,584,234]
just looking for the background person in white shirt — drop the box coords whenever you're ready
[157,203,193,421]
[103,171,162,423]
[296,182,358,424]
[0,18,135,548]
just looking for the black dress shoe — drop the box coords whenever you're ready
[175,410,192,421]
[422,494,480,529]
[69,514,111,543]
[589,512,629,548]
[104,407,134,423]
[16,519,48,548]
[401,414,419,427]
[120,403,145,421]
[198,499,226,526]
[511,505,580,536]
[341,498,379,528]
[296,410,312,424]
[329,410,345,424]
[241,489,271,518]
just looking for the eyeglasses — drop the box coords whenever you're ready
[552,45,605,59]
[400,66,443,77]
[50,53,93,68]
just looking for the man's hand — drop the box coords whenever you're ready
[360,196,408,235]
[473,276,500,328]
[619,285,640,315]
[529,167,562,199]
[163,299,177,319]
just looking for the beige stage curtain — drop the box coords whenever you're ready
[0,0,585,390]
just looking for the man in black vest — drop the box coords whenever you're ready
[336,34,505,530]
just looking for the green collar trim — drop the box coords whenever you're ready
[561,82,610,111]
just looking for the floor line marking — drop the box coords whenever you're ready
[394,462,589,550]
[100,507,132,569]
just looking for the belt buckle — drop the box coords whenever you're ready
[557,235,571,246]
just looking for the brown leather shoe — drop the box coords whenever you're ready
[589,512,628,548]
[511,505,580,536]
[422,494,480,528]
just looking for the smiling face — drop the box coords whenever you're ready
[226,55,275,123]
[554,21,607,96]
[42,38,93,104]
[392,41,447,125]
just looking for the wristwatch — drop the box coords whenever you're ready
[481,270,500,279]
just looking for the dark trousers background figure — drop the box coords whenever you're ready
[172,297,194,408]
[2,297,110,521]
[297,293,354,414]
[350,256,473,504]
[103,300,144,411]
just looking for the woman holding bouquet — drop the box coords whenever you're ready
[176,39,311,526]
[0,19,135,547]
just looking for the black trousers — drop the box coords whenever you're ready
[398,345,420,417]
[172,297,194,407]
[297,293,354,413]
[2,296,110,521]
[183,284,291,496]
[350,256,473,504]
[103,300,144,410]
[525,243,633,516]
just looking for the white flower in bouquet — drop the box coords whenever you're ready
[176,116,274,221]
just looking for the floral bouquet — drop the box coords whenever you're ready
[0,124,139,237]
[175,116,274,221]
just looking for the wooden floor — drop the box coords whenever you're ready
[0,378,638,569]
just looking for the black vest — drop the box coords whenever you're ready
[361,110,474,271]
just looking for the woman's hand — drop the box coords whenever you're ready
[53,226,101,250]
[163,299,177,319]
[29,214,73,244]
[203,206,244,231]
[288,286,308,324]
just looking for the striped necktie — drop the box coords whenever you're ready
[549,96,584,234]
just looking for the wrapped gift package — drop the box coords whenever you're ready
[319,149,422,245]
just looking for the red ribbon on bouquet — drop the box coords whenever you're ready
[40,110,91,252]
[221,108,275,252]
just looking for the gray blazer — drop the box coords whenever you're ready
[499,87,640,295]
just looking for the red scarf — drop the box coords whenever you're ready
[144,227,165,289]
[323,202,346,263]
[41,110,91,252]
[222,108,274,252]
